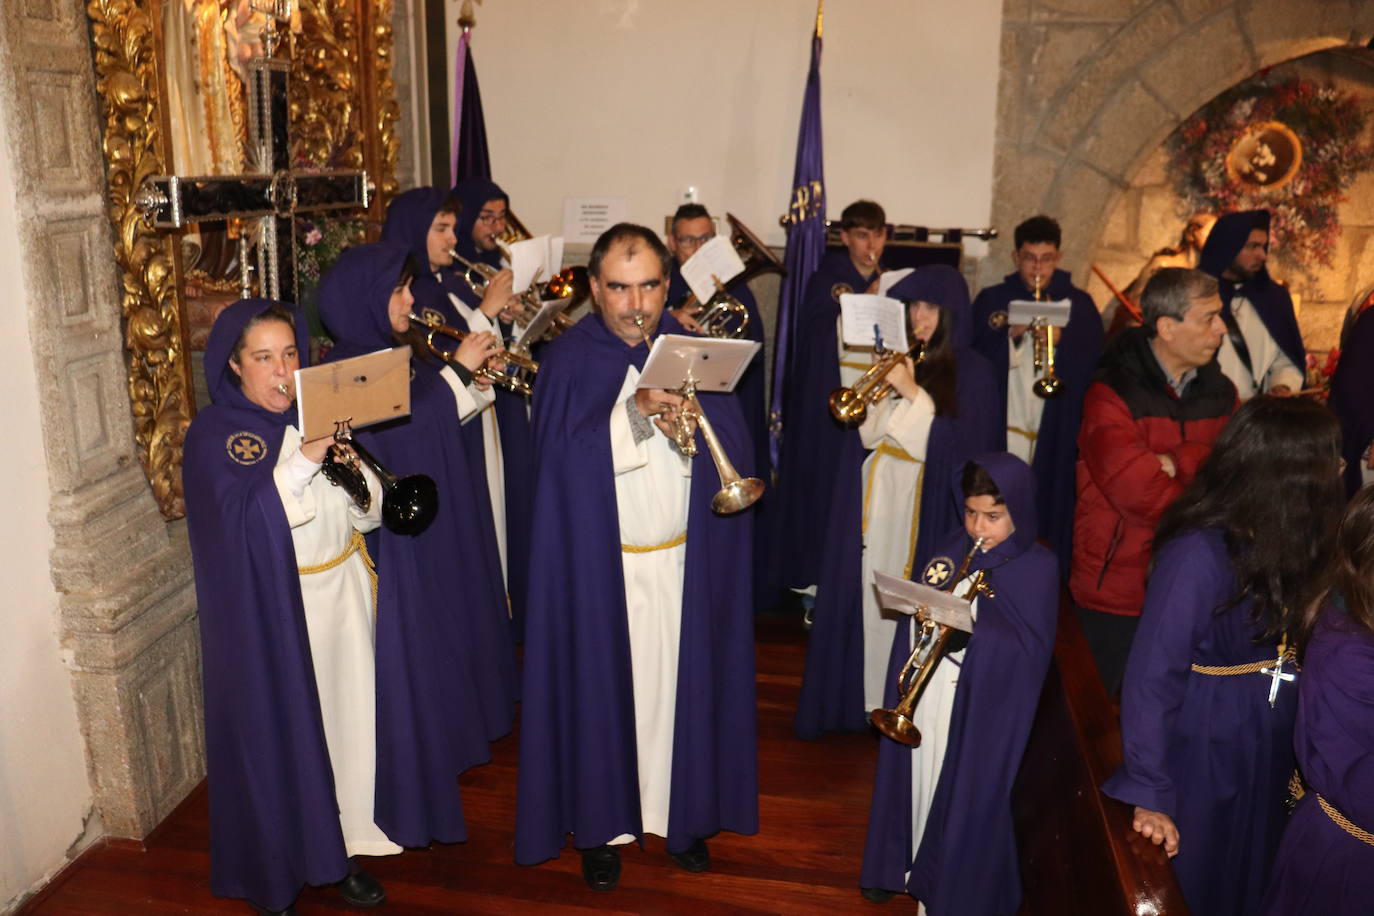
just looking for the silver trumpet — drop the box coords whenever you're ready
[633,314,764,514]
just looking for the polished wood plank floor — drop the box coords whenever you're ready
[21,616,890,915]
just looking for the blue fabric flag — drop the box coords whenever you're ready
[769,10,826,472]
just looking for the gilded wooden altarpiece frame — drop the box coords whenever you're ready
[84,0,400,519]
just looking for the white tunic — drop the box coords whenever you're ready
[1216,293,1304,400]
[607,366,692,840]
[907,572,983,883]
[857,390,936,715]
[273,426,401,858]
[1006,334,1045,466]
[446,288,508,582]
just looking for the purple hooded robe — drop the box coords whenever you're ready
[860,452,1058,914]
[382,185,534,641]
[1262,600,1374,914]
[1102,528,1298,915]
[514,310,759,863]
[970,267,1102,572]
[795,265,1002,739]
[185,299,355,910]
[1328,306,1374,497]
[319,243,516,751]
[1198,209,1307,381]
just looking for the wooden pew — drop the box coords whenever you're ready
[1012,601,1190,915]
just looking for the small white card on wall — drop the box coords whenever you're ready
[562,197,627,244]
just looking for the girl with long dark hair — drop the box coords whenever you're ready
[1103,395,1345,915]
[795,265,1001,739]
[1261,485,1374,913]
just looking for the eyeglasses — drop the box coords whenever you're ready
[1017,252,1060,266]
[674,233,714,247]
[476,212,508,225]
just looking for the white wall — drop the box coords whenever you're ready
[445,0,1002,247]
[0,107,97,912]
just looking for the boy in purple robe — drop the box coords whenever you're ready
[514,224,758,890]
[1197,208,1306,400]
[1263,486,1374,914]
[774,199,888,598]
[319,243,518,749]
[795,265,1001,739]
[859,452,1058,913]
[1103,396,1345,915]
[970,214,1102,574]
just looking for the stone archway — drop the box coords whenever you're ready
[987,0,1374,290]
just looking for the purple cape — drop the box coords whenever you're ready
[1102,528,1297,915]
[1262,601,1374,914]
[795,265,1002,739]
[185,299,352,909]
[860,453,1059,914]
[319,242,516,755]
[1198,209,1306,375]
[514,310,759,863]
[1328,306,1374,497]
[381,188,532,639]
[970,268,1103,572]
[773,250,881,591]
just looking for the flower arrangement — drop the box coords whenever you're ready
[296,215,367,340]
[1168,74,1374,271]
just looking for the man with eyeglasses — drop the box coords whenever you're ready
[970,214,1104,576]
[663,203,767,475]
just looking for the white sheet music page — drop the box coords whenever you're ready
[872,570,975,633]
[877,267,915,297]
[839,293,908,352]
[681,235,745,306]
[1007,298,1073,328]
[636,334,759,393]
[508,235,551,292]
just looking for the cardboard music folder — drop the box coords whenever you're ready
[294,346,412,441]
[873,570,975,633]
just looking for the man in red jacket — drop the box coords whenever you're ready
[1071,267,1235,693]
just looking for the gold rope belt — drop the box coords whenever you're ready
[298,529,378,611]
[1191,649,1295,676]
[621,531,687,554]
[1007,425,1040,442]
[1318,794,1374,847]
[875,441,916,462]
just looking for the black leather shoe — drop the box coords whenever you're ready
[860,886,895,903]
[581,844,621,891]
[335,868,386,907]
[668,838,710,873]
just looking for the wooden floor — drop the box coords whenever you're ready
[20,616,892,915]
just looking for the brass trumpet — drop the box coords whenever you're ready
[828,342,926,426]
[1029,274,1064,399]
[407,311,538,397]
[634,315,765,514]
[674,213,784,340]
[870,538,996,747]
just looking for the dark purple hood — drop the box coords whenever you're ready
[318,242,409,357]
[451,177,508,263]
[204,297,311,428]
[886,264,973,350]
[380,187,447,272]
[1199,209,1271,278]
[960,451,1040,565]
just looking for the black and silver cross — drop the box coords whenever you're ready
[1259,650,1296,709]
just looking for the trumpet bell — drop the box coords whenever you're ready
[384,474,440,536]
[870,708,923,747]
[828,386,869,425]
[1033,375,1064,398]
[712,475,766,515]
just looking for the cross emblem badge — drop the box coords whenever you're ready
[923,557,953,587]
[226,431,268,465]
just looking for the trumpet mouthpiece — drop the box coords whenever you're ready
[275,383,291,396]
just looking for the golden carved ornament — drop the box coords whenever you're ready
[86,0,194,519]
[291,0,363,170]
[364,0,401,207]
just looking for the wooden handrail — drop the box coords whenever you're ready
[1012,598,1190,915]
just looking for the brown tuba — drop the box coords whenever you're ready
[870,538,996,746]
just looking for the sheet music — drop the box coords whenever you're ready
[636,333,759,393]
[295,346,412,441]
[872,570,975,633]
[512,299,569,352]
[681,235,745,306]
[507,235,563,292]
[1007,298,1072,328]
[877,267,915,297]
[839,293,908,352]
